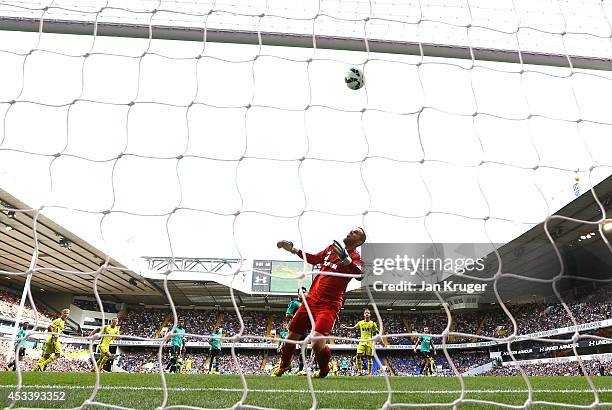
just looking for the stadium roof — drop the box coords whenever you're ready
[1,173,610,310]
[153,279,290,308]
[151,173,612,309]
[0,187,159,301]
[475,175,612,303]
[344,174,612,308]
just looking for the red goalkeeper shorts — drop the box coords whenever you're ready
[289,298,339,336]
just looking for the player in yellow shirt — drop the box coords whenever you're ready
[331,358,338,376]
[341,308,378,375]
[33,309,70,371]
[90,316,120,372]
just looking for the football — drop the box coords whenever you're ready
[345,66,365,90]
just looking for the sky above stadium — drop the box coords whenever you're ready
[1,0,612,279]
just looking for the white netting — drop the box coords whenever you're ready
[0,0,612,408]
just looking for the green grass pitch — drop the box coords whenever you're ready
[0,372,610,409]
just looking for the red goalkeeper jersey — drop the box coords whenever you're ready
[295,245,363,307]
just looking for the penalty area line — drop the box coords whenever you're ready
[0,385,610,394]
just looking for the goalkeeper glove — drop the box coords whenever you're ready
[277,240,294,253]
[332,240,352,265]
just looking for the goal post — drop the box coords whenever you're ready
[1,15,612,71]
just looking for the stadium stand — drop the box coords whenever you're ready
[72,299,119,313]
[119,308,168,338]
[484,361,612,377]
[220,311,273,343]
[0,289,54,323]
[0,267,609,376]
[116,351,157,373]
[116,348,266,375]
[1,282,609,343]
[0,293,609,376]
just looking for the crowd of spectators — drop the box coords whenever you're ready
[0,290,53,323]
[385,351,490,376]
[0,283,609,347]
[39,344,91,372]
[484,360,612,376]
[329,312,365,343]
[386,356,416,376]
[380,315,410,344]
[480,301,611,338]
[116,350,155,373]
[408,312,483,342]
[72,299,118,313]
[221,311,272,343]
[113,298,611,344]
[0,334,608,377]
[115,349,265,374]
[110,298,612,347]
[449,351,491,371]
[265,349,491,376]
[119,308,168,338]
[167,309,217,341]
[0,287,609,376]
[0,340,94,372]
[217,352,265,374]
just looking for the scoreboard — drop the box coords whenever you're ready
[252,260,314,293]
[252,260,272,292]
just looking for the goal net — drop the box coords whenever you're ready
[0,0,611,408]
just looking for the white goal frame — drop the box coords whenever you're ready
[1,15,612,71]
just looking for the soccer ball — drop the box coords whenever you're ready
[345,67,364,90]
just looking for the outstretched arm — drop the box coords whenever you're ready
[295,248,326,265]
[277,240,327,265]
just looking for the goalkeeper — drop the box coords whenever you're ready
[341,308,378,375]
[33,309,70,371]
[272,228,366,379]
[413,326,436,376]
[90,316,120,372]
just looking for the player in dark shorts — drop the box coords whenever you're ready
[208,326,222,373]
[413,326,436,376]
[7,321,28,371]
[166,319,185,373]
[285,287,308,373]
